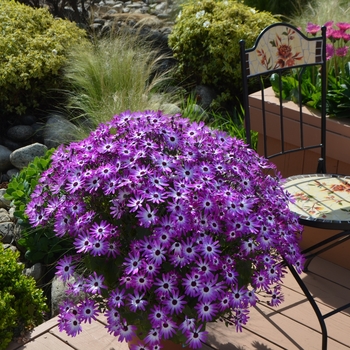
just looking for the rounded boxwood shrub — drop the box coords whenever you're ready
[0,244,48,350]
[0,0,87,116]
[168,0,278,106]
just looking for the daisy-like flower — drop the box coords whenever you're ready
[128,291,148,312]
[268,285,285,307]
[159,318,177,339]
[108,288,126,308]
[85,272,107,295]
[124,251,142,275]
[306,22,321,36]
[154,273,177,296]
[185,324,208,349]
[56,255,75,282]
[62,313,82,336]
[164,290,187,315]
[136,204,158,228]
[90,220,111,239]
[118,322,137,342]
[143,328,161,346]
[78,299,99,324]
[183,271,202,297]
[148,305,167,326]
[195,301,218,322]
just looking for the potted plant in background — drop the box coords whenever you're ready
[25,110,303,349]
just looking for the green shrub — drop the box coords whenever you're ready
[242,0,304,18]
[4,148,71,265]
[0,244,48,350]
[0,0,87,115]
[168,0,278,106]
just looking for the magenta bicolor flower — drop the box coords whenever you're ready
[336,46,349,57]
[306,22,321,36]
[336,22,350,31]
[326,43,335,60]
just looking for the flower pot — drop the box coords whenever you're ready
[128,336,190,350]
[249,87,350,177]
[249,86,350,270]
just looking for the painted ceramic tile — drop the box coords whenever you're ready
[246,26,323,77]
[283,174,350,222]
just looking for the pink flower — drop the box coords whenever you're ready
[336,46,349,57]
[324,21,334,28]
[336,22,350,31]
[326,44,335,60]
[306,22,321,36]
[330,29,343,40]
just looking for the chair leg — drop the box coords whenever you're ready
[286,261,328,350]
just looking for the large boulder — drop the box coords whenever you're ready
[43,114,78,148]
[10,143,48,170]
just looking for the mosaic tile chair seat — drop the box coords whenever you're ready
[240,23,350,350]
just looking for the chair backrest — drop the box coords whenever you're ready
[240,23,327,173]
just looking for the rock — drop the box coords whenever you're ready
[43,114,78,148]
[10,143,48,170]
[8,207,16,220]
[24,263,45,284]
[0,189,11,209]
[0,221,15,244]
[193,85,217,110]
[51,275,82,317]
[7,125,34,142]
[6,168,19,179]
[31,122,45,143]
[19,114,37,126]
[2,138,23,151]
[0,208,11,223]
[2,243,18,254]
[0,145,12,172]
[162,103,181,115]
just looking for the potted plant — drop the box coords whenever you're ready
[25,110,303,349]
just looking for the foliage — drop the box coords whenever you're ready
[4,149,71,265]
[270,21,350,117]
[168,0,278,107]
[242,0,304,18]
[0,0,86,115]
[291,0,350,36]
[0,244,48,350]
[26,111,303,348]
[182,96,258,150]
[62,32,177,139]
[16,0,89,23]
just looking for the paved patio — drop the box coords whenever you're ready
[6,257,350,350]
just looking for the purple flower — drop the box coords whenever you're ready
[26,110,303,347]
[56,255,75,282]
[185,324,208,349]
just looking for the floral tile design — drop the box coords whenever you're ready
[283,174,350,223]
[245,25,323,77]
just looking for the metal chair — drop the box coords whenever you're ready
[240,22,350,350]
